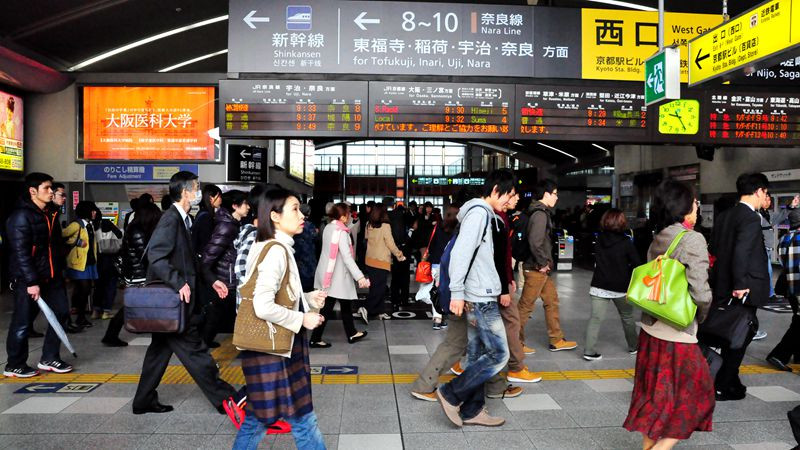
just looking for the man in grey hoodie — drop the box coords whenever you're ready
[437,169,517,428]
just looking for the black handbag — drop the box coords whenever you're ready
[698,295,756,350]
[698,342,723,380]
[123,282,188,334]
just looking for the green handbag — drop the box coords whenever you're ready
[626,230,697,329]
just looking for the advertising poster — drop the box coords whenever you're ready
[82,86,216,161]
[289,139,305,180]
[0,90,23,171]
[304,140,315,186]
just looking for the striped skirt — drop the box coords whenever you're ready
[240,331,314,426]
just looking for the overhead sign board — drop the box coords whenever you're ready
[369,82,514,139]
[704,91,800,145]
[219,80,368,137]
[228,0,535,77]
[689,0,800,86]
[644,47,680,106]
[227,143,267,182]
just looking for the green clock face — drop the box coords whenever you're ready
[658,99,700,135]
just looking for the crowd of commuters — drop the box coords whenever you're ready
[5,167,800,449]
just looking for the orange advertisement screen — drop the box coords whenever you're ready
[82,86,216,161]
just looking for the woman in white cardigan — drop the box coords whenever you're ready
[311,202,370,347]
[233,187,327,450]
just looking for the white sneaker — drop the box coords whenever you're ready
[378,313,391,320]
[753,330,767,341]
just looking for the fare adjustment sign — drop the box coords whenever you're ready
[689,0,800,86]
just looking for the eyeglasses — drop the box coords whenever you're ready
[54,192,66,198]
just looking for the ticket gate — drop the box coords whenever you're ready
[555,229,574,271]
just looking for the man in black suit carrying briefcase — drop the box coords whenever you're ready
[707,172,772,401]
[132,171,236,415]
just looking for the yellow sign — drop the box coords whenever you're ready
[688,0,798,85]
[582,9,722,82]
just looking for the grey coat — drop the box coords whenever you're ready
[641,223,712,340]
[313,221,364,300]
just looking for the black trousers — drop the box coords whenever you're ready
[365,267,389,316]
[311,297,356,342]
[202,288,236,344]
[103,309,125,341]
[133,313,236,410]
[769,295,800,364]
[715,306,758,394]
[6,279,69,368]
[71,279,93,323]
[390,257,410,308]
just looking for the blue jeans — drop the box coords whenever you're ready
[233,411,325,450]
[6,279,69,368]
[439,301,509,420]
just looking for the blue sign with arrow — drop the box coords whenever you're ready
[322,366,359,375]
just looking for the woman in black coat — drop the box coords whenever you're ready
[102,203,162,346]
[200,190,250,347]
[583,208,641,360]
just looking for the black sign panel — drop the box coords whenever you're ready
[369,82,514,139]
[219,80,368,137]
[532,8,582,79]
[227,143,267,182]
[514,85,648,141]
[228,0,535,77]
[705,91,800,145]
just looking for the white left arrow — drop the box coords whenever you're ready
[354,11,380,30]
[25,385,55,392]
[240,150,252,159]
[244,10,270,29]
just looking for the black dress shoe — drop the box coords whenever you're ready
[715,389,746,401]
[310,341,332,348]
[65,323,83,334]
[101,337,129,347]
[205,341,221,348]
[767,355,793,372]
[133,403,174,414]
[28,329,44,338]
[348,331,368,344]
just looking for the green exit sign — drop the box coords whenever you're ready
[644,48,680,106]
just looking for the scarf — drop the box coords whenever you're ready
[322,220,354,290]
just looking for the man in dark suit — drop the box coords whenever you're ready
[708,172,771,401]
[133,171,236,414]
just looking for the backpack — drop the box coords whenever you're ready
[438,205,490,313]
[510,211,531,262]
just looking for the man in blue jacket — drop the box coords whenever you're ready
[436,169,516,427]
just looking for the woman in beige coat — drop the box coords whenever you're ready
[364,204,405,320]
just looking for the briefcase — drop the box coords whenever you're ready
[123,283,188,334]
[698,295,755,350]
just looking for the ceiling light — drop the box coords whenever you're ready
[68,15,229,71]
[159,49,228,72]
[512,142,524,147]
[537,142,578,161]
[586,0,657,11]
[592,143,611,156]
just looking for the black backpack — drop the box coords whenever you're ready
[510,212,531,262]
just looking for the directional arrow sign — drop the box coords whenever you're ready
[322,365,359,374]
[243,10,270,29]
[240,149,251,159]
[688,0,800,86]
[15,383,66,394]
[353,11,380,30]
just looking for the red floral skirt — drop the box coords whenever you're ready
[623,331,715,440]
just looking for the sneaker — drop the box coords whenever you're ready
[37,359,73,374]
[440,318,448,329]
[753,330,767,341]
[410,390,438,402]
[487,385,523,399]
[629,349,638,356]
[463,408,505,427]
[507,367,543,383]
[101,312,114,320]
[450,361,464,376]
[549,339,578,352]
[432,320,442,330]
[3,365,39,378]
[358,307,369,324]
[378,313,392,320]
[436,388,463,427]
[583,353,603,361]
[267,419,292,435]
[523,345,536,355]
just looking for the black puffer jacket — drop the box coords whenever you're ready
[201,208,241,288]
[6,199,60,287]
[591,231,641,292]
[121,223,149,282]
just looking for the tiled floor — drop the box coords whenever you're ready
[1,269,800,449]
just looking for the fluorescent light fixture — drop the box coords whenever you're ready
[537,142,578,161]
[159,49,228,72]
[68,15,229,71]
[587,0,657,11]
[512,141,524,147]
[592,143,609,152]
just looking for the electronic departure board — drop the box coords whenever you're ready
[219,80,368,138]
[514,85,648,141]
[706,92,800,146]
[369,82,514,139]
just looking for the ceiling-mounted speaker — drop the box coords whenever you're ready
[695,145,715,161]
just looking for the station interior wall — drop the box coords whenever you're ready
[615,144,800,194]
[25,72,311,212]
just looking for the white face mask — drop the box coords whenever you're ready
[190,190,202,206]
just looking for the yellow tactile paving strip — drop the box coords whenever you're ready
[2,339,794,385]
